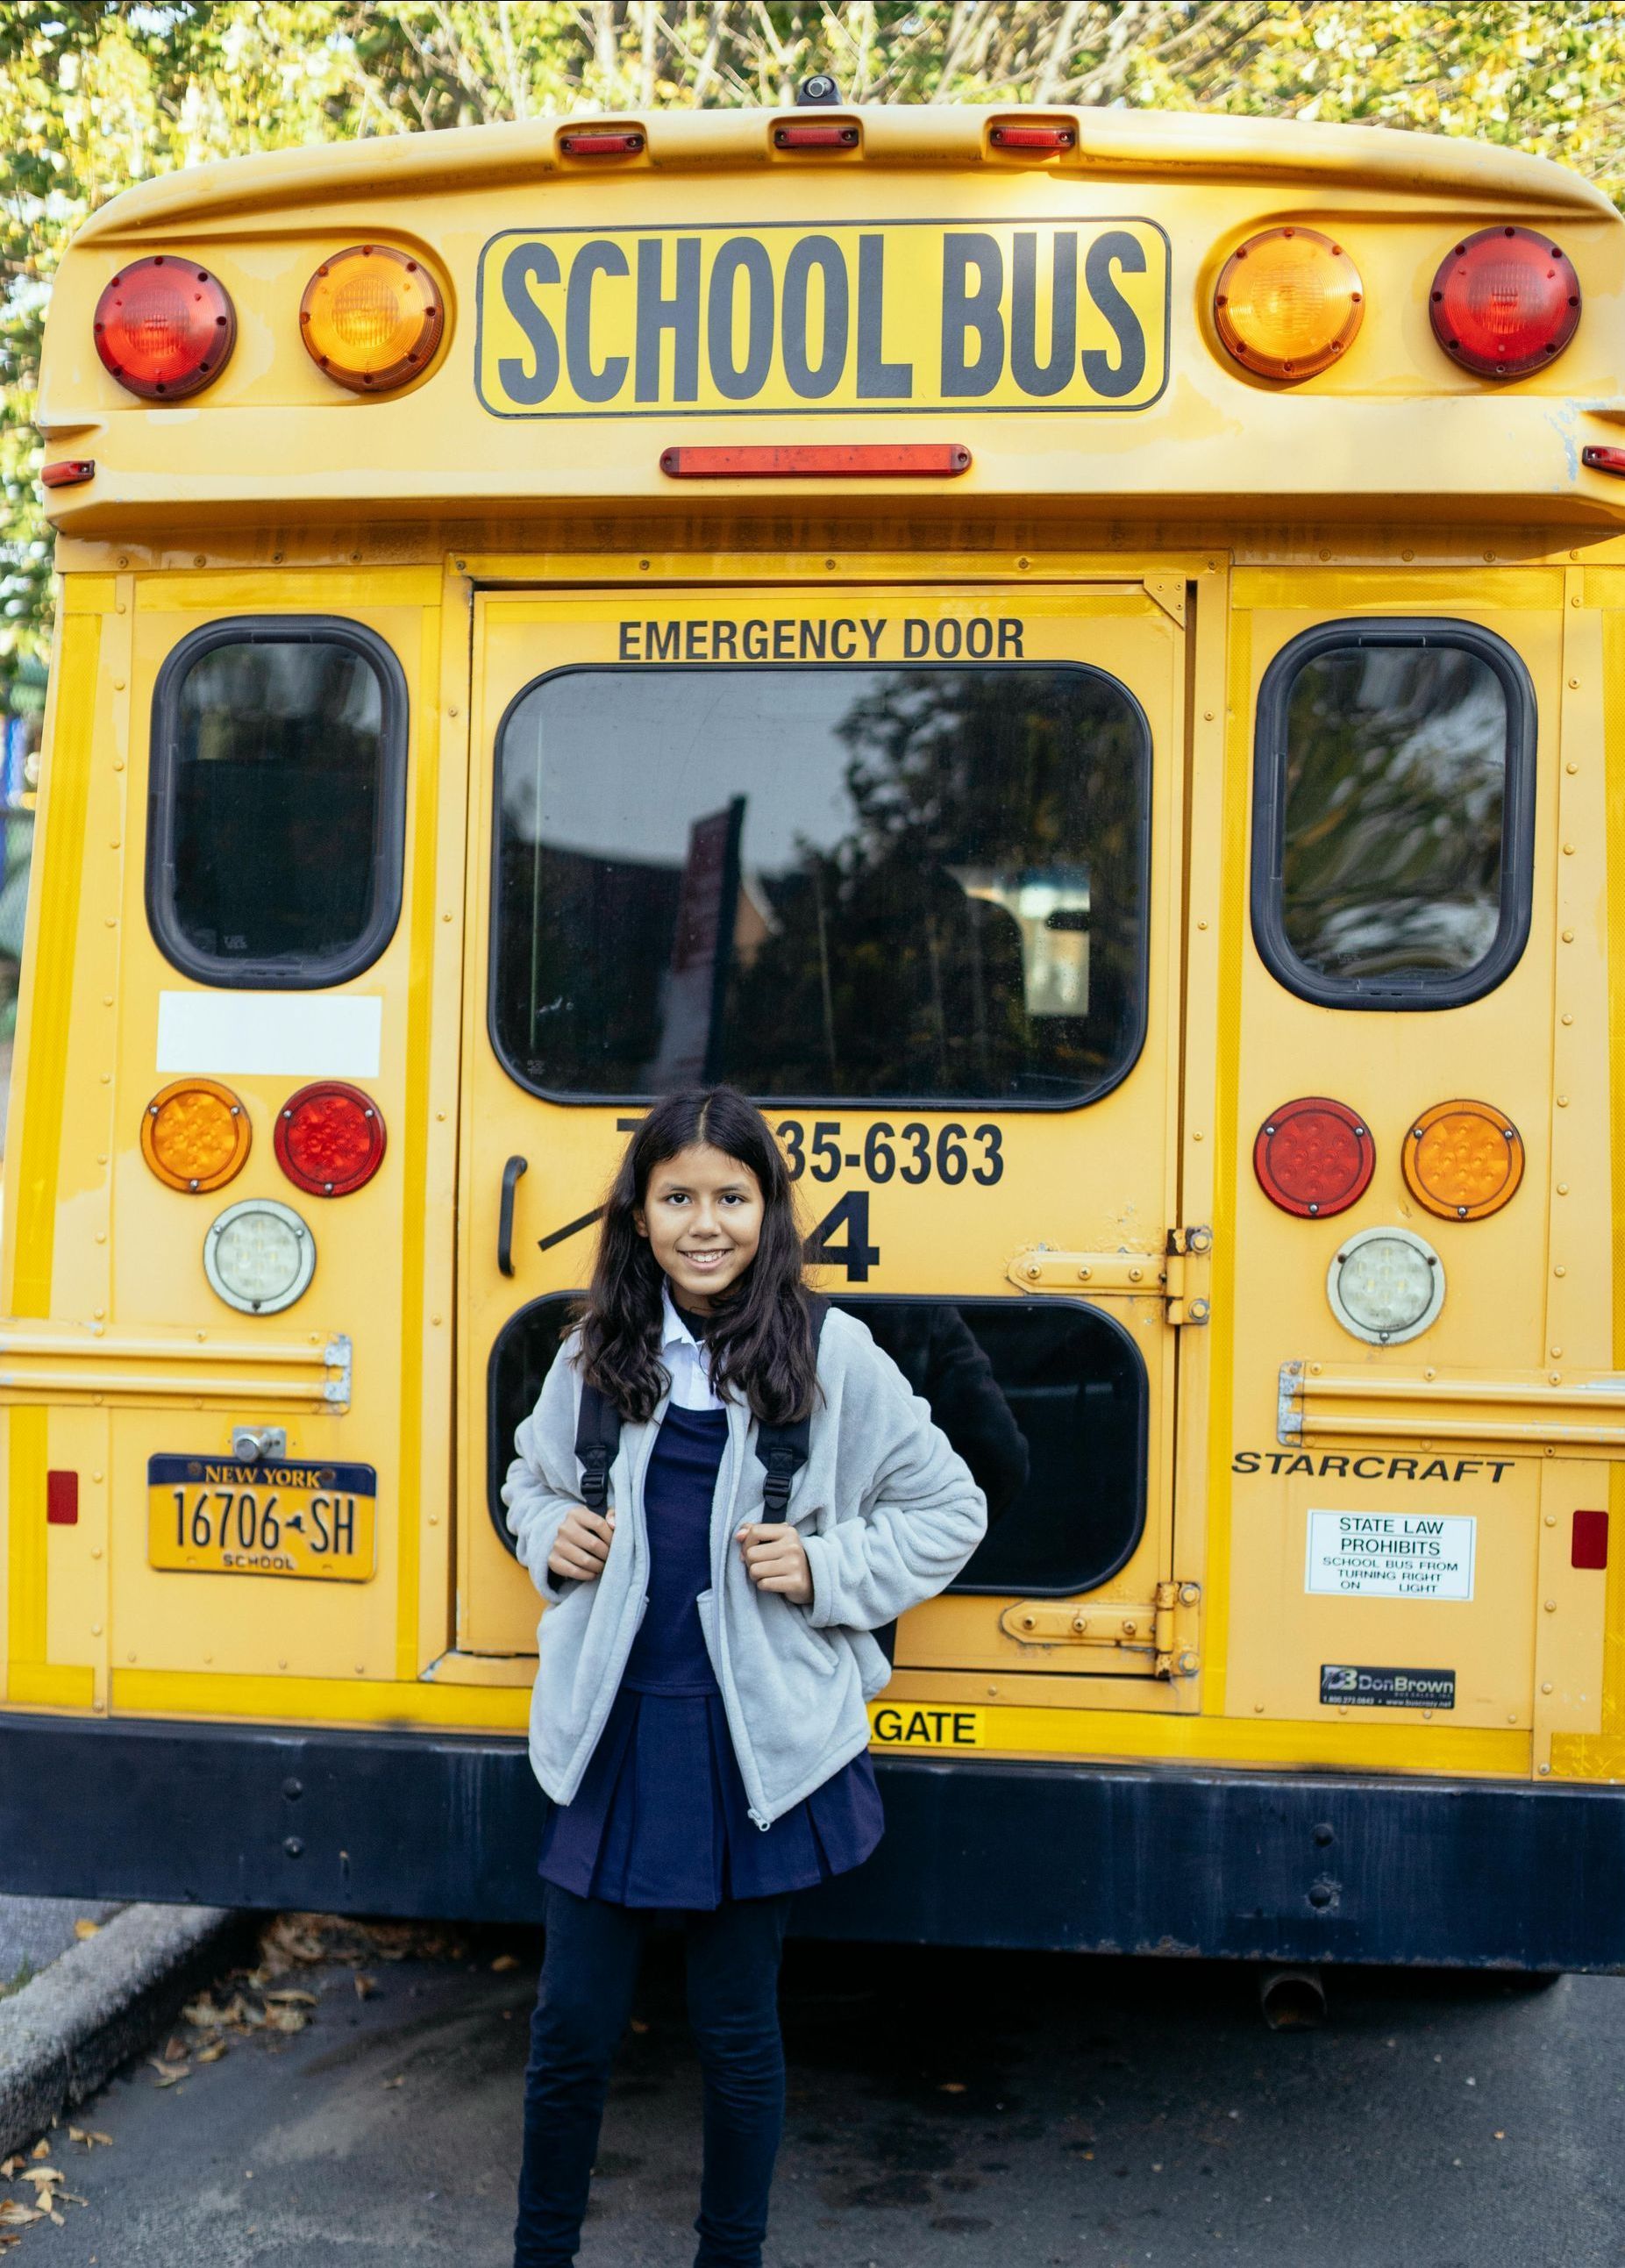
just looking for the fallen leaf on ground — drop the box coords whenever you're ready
[937,2081,966,2093]
[353,1974,377,2000]
[628,2018,649,2035]
[0,2160,19,2179]
[263,1988,317,2007]
[147,2059,189,2088]
[0,2203,39,2229]
[73,1921,100,1941]
[490,1954,518,1972]
[20,2169,61,2189]
[196,2041,228,2065]
[29,2143,49,2162]
[381,2076,404,2090]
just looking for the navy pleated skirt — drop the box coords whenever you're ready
[538,1403,883,1911]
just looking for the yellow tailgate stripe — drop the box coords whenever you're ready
[1201,610,1251,1715]
[396,610,442,1680]
[11,612,97,1316]
[1552,609,1625,1779]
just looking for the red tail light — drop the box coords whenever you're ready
[274,1082,386,1197]
[1429,226,1579,378]
[1254,1096,1375,1219]
[94,255,237,399]
[41,460,95,489]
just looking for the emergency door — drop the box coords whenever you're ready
[456,583,1189,1692]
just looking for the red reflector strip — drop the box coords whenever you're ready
[46,1470,78,1526]
[773,122,859,148]
[1582,446,1625,476]
[660,444,971,479]
[559,130,643,156]
[42,460,95,489]
[1572,1508,1609,1569]
[990,124,1076,150]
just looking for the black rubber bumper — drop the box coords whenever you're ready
[5,1710,1622,1970]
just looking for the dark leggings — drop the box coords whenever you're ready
[514,1880,792,2268]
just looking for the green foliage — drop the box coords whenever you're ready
[5,1,1622,663]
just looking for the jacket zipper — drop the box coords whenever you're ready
[709,1404,775,1830]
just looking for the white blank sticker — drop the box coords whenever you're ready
[157,991,383,1079]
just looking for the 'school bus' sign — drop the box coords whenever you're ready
[476,218,1169,418]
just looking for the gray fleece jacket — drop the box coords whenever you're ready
[502,1306,987,1828]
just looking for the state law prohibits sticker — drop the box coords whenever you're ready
[1304,1508,1476,1601]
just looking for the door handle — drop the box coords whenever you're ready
[498,1155,528,1278]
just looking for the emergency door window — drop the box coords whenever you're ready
[148,619,408,987]
[490,664,1151,1103]
[1253,619,1535,1009]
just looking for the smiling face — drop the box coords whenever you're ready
[635,1142,765,1311]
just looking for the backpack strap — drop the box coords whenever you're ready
[754,1294,829,1517]
[574,1380,622,1514]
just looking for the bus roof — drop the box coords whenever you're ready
[39,102,1625,541]
[72,104,1616,237]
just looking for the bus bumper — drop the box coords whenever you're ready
[3,1712,1621,1971]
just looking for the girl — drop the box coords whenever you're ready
[502,1084,987,2268]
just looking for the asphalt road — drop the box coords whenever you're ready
[7,1923,1623,2268]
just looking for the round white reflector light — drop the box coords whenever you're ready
[203,1198,316,1315]
[1327,1226,1443,1346]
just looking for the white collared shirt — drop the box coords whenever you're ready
[660,1280,723,1412]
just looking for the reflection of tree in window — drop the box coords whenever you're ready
[171,642,384,968]
[1280,646,1507,983]
[725,670,1145,1098]
[494,665,1148,1103]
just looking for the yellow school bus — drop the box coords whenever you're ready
[5,94,1625,1965]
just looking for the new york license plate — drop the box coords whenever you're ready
[148,1456,377,1581]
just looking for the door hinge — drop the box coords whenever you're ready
[1008,1228,1211,1324]
[999,1581,1201,1678]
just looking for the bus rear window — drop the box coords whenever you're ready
[490,665,1151,1104]
[148,620,407,988]
[1253,620,1535,1009]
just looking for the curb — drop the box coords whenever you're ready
[0,1902,249,2158]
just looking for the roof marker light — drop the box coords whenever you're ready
[1401,1099,1523,1221]
[41,460,95,489]
[660,443,971,479]
[989,122,1076,152]
[300,245,445,393]
[1583,446,1625,477]
[1429,226,1579,378]
[1253,1095,1374,1219]
[559,128,644,157]
[94,255,237,400]
[1214,227,1364,382]
[774,120,858,149]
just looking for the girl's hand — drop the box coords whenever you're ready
[547,1506,615,1583]
[737,1522,813,1606]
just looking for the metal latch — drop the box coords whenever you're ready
[1008,1227,1211,1324]
[1000,1581,1201,1678]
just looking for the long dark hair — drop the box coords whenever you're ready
[576,1086,817,1425]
